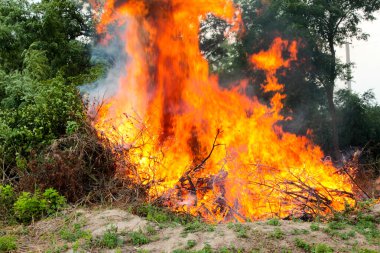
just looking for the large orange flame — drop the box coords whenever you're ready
[92,0,353,222]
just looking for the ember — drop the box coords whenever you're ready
[91,0,354,222]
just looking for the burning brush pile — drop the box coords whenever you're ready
[88,0,356,222]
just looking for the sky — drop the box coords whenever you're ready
[336,12,380,101]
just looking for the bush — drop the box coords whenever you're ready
[13,188,66,223]
[0,184,16,219]
[0,235,17,252]
[20,123,117,202]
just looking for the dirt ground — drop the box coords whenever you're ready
[2,205,380,253]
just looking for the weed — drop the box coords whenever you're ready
[0,235,17,252]
[45,244,69,253]
[354,214,380,244]
[294,238,311,252]
[291,228,310,235]
[310,223,320,231]
[271,228,284,239]
[183,220,215,234]
[186,239,197,249]
[134,204,193,225]
[267,218,281,226]
[327,220,346,230]
[129,230,150,245]
[227,223,249,238]
[60,223,91,242]
[146,224,157,235]
[313,243,333,253]
[98,226,123,249]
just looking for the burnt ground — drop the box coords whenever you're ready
[1,204,380,253]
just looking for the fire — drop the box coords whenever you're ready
[92,0,354,222]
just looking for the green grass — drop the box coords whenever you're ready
[354,214,380,244]
[270,228,284,239]
[129,231,150,245]
[310,223,320,231]
[227,223,250,238]
[133,204,193,226]
[290,228,310,235]
[59,223,91,242]
[0,235,17,252]
[187,240,197,249]
[294,238,312,252]
[313,243,333,253]
[183,220,215,234]
[98,226,123,249]
[267,218,281,226]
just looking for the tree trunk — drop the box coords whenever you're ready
[326,37,342,163]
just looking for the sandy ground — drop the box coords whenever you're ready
[2,205,379,253]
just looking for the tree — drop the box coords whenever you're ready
[0,0,94,77]
[282,0,380,161]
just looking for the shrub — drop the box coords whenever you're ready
[42,188,67,215]
[13,188,66,223]
[99,226,123,249]
[267,218,281,226]
[13,191,46,223]
[0,184,16,220]
[0,235,17,252]
[129,231,150,245]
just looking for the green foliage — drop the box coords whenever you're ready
[294,238,312,252]
[98,226,123,249]
[42,188,67,215]
[313,243,333,253]
[266,218,281,226]
[13,188,66,223]
[227,223,249,238]
[336,89,380,149]
[187,240,197,249]
[354,214,380,244]
[129,231,150,245]
[271,228,285,239]
[0,184,15,216]
[310,223,320,231]
[0,235,17,252]
[290,228,310,235]
[13,191,46,223]
[0,0,93,77]
[134,204,194,225]
[0,70,84,171]
[183,220,215,234]
[60,223,91,243]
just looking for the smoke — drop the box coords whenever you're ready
[79,27,128,107]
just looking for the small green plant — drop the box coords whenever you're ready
[291,228,310,235]
[42,188,67,215]
[146,224,157,235]
[13,188,66,223]
[0,235,17,252]
[186,239,197,249]
[99,226,123,249]
[310,223,320,231]
[354,214,380,244]
[327,220,346,230]
[0,185,16,221]
[313,243,333,253]
[271,228,284,239]
[183,220,215,234]
[134,204,193,225]
[294,238,311,252]
[13,191,45,223]
[267,218,281,226]
[227,223,249,238]
[60,223,91,242]
[129,231,150,245]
